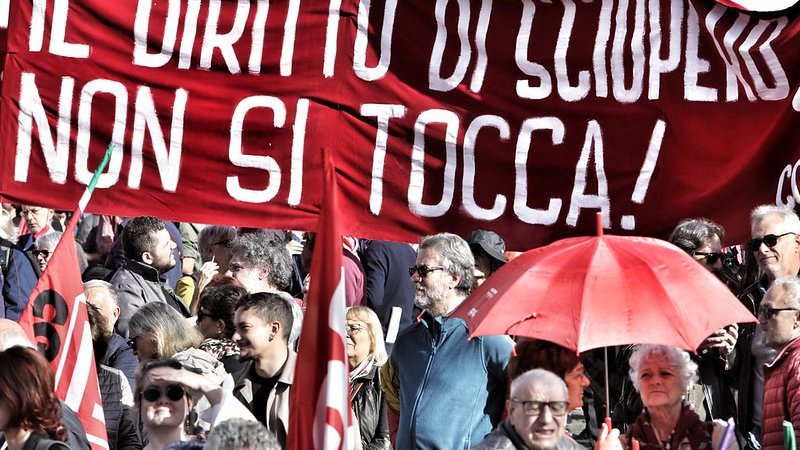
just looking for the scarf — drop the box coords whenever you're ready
[627,402,712,450]
[349,355,375,402]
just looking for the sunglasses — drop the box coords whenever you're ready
[692,251,722,265]
[408,265,445,278]
[141,385,186,402]
[126,336,139,350]
[758,306,800,320]
[746,232,796,252]
[31,249,51,259]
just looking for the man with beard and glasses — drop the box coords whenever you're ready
[111,216,191,337]
[737,205,800,450]
[387,233,513,449]
[231,292,295,448]
[668,218,738,421]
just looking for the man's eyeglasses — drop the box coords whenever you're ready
[510,399,569,417]
[141,385,186,402]
[692,251,722,265]
[747,232,796,252]
[408,265,445,278]
[758,306,800,320]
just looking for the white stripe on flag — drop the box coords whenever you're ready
[93,403,105,421]
[87,434,110,450]
[78,189,92,212]
[55,293,86,385]
[64,322,94,411]
[0,0,8,28]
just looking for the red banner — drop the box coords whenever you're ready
[1,0,799,249]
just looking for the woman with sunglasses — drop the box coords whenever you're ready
[134,359,255,450]
[0,346,69,450]
[668,218,738,421]
[32,231,61,273]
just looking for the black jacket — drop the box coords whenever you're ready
[352,366,391,450]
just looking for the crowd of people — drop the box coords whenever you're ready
[0,202,798,450]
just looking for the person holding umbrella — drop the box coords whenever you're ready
[625,345,737,450]
[668,218,738,422]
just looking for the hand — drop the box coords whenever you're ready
[285,239,304,257]
[594,423,624,450]
[698,324,738,355]
[196,261,220,294]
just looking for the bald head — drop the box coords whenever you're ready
[0,319,34,351]
[510,368,568,399]
[85,280,121,333]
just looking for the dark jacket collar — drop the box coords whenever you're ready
[121,258,163,283]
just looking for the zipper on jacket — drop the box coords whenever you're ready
[408,325,440,449]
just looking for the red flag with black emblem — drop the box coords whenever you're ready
[18,146,114,450]
[287,151,354,450]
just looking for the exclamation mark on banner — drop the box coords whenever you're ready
[621,119,666,230]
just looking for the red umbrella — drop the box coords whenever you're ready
[450,222,758,353]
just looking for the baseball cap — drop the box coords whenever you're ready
[466,230,507,264]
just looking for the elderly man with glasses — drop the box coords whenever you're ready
[474,369,623,450]
[760,277,800,450]
[737,205,800,450]
[387,232,513,449]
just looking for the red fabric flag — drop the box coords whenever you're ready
[18,212,109,450]
[287,152,354,450]
[18,146,114,450]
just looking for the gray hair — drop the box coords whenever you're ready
[35,231,62,251]
[510,368,568,399]
[628,345,698,393]
[229,232,293,291]
[768,276,800,309]
[751,205,800,232]
[83,280,120,307]
[0,319,35,351]
[205,418,279,450]
[668,218,724,254]
[419,233,475,293]
[197,225,238,261]
[129,302,202,359]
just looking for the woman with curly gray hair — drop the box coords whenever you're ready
[626,345,736,450]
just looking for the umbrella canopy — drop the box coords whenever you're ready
[450,232,758,353]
